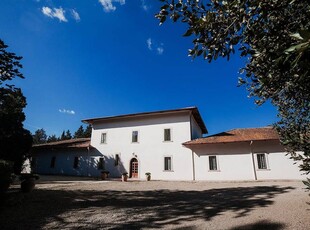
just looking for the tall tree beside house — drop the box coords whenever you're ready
[156,1,310,178]
[0,39,32,174]
[32,128,47,144]
[74,125,85,138]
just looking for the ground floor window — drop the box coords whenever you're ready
[73,156,79,169]
[209,156,218,171]
[164,156,172,171]
[50,156,56,168]
[115,154,120,166]
[257,153,268,169]
[97,157,104,170]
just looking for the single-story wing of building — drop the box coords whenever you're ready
[31,107,306,181]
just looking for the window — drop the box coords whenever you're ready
[164,156,172,171]
[73,156,79,169]
[115,154,120,166]
[101,133,107,144]
[50,156,56,168]
[97,157,104,170]
[209,156,218,171]
[132,131,138,143]
[257,154,267,169]
[164,129,171,141]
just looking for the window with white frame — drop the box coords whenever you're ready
[164,128,172,141]
[257,153,268,169]
[101,133,107,144]
[132,131,139,143]
[164,156,172,171]
[209,156,218,171]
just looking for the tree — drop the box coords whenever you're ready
[83,124,92,138]
[47,135,58,143]
[60,130,72,140]
[0,39,32,174]
[65,130,72,140]
[32,128,47,144]
[74,125,85,138]
[156,1,310,177]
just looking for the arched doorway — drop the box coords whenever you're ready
[129,158,138,178]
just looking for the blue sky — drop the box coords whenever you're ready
[0,0,278,137]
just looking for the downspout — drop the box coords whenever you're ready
[189,111,196,181]
[250,141,257,180]
[87,146,90,177]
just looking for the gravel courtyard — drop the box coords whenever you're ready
[1,176,309,229]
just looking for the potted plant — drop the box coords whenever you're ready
[145,172,151,181]
[122,172,128,182]
[101,170,109,180]
[20,173,40,193]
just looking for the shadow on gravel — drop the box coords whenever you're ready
[229,220,286,230]
[1,185,293,229]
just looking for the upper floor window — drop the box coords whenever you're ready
[132,131,139,143]
[209,156,218,171]
[101,133,107,144]
[257,153,268,169]
[164,128,171,141]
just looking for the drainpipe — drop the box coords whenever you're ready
[189,111,195,181]
[87,146,90,177]
[192,151,196,181]
[250,141,257,180]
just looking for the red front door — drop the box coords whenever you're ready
[131,159,138,178]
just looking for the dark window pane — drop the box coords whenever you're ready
[257,154,267,169]
[209,156,217,171]
[164,129,171,141]
[73,156,79,169]
[50,156,56,168]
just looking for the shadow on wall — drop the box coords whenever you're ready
[89,148,126,178]
[1,185,293,229]
[32,148,127,178]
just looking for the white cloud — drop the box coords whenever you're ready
[99,0,126,12]
[71,9,80,21]
[146,38,164,55]
[59,109,75,115]
[141,0,150,11]
[42,6,67,22]
[157,46,164,55]
[146,38,152,50]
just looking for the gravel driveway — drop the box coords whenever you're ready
[1,176,309,229]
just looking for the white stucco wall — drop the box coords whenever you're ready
[189,140,305,181]
[190,115,203,139]
[91,111,194,180]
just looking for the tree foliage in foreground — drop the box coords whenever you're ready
[156,0,310,175]
[0,39,32,174]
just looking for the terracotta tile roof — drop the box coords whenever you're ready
[32,138,91,149]
[82,107,208,134]
[183,127,279,146]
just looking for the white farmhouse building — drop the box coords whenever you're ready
[32,107,305,181]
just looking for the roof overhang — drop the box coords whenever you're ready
[82,107,208,134]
